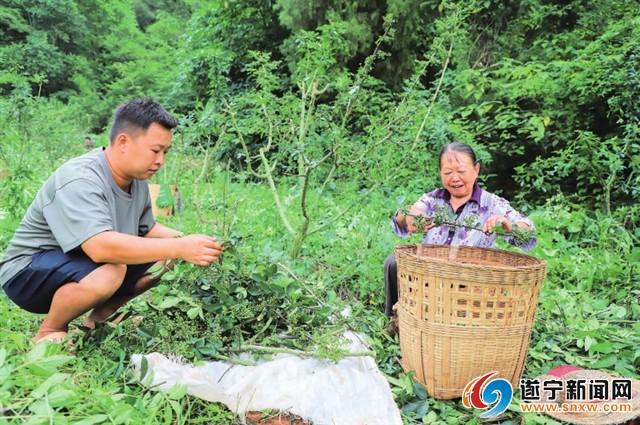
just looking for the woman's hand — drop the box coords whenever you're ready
[405,206,435,234]
[482,215,512,234]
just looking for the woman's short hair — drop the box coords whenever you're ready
[438,142,478,169]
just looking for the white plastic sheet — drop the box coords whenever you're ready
[131,332,402,425]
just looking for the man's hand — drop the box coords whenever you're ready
[176,235,224,266]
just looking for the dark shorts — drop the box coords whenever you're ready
[3,249,153,314]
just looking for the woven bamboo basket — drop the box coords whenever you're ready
[395,244,546,399]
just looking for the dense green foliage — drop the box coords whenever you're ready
[1,0,639,424]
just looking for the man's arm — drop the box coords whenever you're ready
[144,222,183,239]
[81,231,222,266]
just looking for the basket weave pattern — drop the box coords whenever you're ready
[395,244,546,399]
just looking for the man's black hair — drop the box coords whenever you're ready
[109,97,178,143]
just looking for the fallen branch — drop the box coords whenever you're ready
[228,344,375,359]
[210,353,257,367]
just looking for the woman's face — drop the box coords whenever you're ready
[439,151,480,199]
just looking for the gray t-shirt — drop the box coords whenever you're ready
[0,148,156,287]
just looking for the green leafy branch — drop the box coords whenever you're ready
[398,207,535,245]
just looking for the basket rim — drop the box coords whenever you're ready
[395,243,546,272]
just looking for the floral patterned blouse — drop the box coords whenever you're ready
[391,183,536,251]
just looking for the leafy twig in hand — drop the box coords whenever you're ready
[398,208,535,245]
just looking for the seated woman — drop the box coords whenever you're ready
[384,142,536,317]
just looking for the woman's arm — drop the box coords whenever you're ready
[391,194,436,236]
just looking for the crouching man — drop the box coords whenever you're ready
[0,98,223,343]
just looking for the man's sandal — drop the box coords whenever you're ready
[79,310,134,331]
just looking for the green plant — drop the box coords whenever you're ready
[222,18,395,258]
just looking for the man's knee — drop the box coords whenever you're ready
[84,263,127,299]
[147,259,174,283]
[105,263,127,279]
[142,260,173,283]
[159,259,175,272]
[134,274,160,294]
